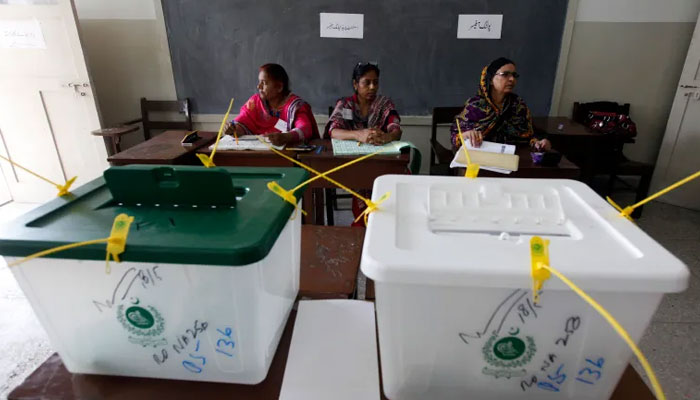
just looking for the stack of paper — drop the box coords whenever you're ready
[331,138,411,156]
[450,140,517,174]
[279,300,380,400]
[209,135,285,151]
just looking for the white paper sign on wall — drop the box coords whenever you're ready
[320,13,364,39]
[0,19,46,49]
[457,14,503,39]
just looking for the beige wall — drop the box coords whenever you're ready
[557,21,695,163]
[77,0,176,149]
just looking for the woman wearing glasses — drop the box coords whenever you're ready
[325,63,402,144]
[450,57,550,151]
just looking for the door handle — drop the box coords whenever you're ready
[64,82,90,96]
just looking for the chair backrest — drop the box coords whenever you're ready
[431,107,463,142]
[140,97,193,140]
[572,101,630,124]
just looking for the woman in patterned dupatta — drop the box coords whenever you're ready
[326,63,403,226]
[224,63,319,145]
[326,63,402,144]
[450,57,550,151]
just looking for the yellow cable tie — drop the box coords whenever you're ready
[529,236,551,305]
[0,154,77,197]
[105,213,134,274]
[197,98,235,168]
[608,170,700,220]
[354,191,391,225]
[256,137,373,201]
[266,181,307,219]
[530,236,665,400]
[606,196,635,221]
[455,121,479,178]
[8,238,109,268]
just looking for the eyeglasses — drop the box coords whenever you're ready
[496,71,520,79]
[356,61,378,68]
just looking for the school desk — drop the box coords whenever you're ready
[107,131,216,166]
[455,146,581,179]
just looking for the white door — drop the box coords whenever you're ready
[0,0,107,203]
[651,13,700,210]
[0,160,10,206]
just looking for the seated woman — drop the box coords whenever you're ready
[450,57,550,151]
[225,63,318,146]
[326,62,402,144]
[326,62,403,226]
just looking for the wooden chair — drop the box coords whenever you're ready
[430,107,463,175]
[572,101,654,218]
[92,98,192,156]
[322,105,422,225]
[430,107,464,175]
[324,106,352,225]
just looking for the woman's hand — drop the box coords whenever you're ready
[224,122,245,136]
[533,139,552,152]
[356,128,381,143]
[367,129,392,145]
[224,121,235,135]
[267,132,295,146]
[464,130,483,147]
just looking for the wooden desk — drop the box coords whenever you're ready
[107,131,215,166]
[298,139,411,224]
[533,117,615,184]
[195,148,297,168]
[299,225,364,299]
[7,224,653,400]
[456,146,580,179]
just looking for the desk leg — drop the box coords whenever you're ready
[582,141,596,185]
[313,188,325,225]
[302,189,314,224]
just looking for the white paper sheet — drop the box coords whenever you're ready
[210,135,284,151]
[279,300,380,400]
[0,19,46,49]
[457,14,503,39]
[320,13,364,39]
[450,140,516,174]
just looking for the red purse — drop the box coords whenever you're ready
[585,111,637,138]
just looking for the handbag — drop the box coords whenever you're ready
[585,111,637,138]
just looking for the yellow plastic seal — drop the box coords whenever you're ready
[198,98,235,168]
[105,213,134,273]
[529,236,551,305]
[455,120,479,178]
[266,181,307,219]
[0,154,77,197]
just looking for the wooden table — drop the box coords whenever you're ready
[107,131,216,166]
[299,139,411,225]
[456,146,580,179]
[195,148,297,168]
[533,117,618,184]
[299,225,365,299]
[7,224,654,400]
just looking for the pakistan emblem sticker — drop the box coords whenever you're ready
[117,303,165,338]
[481,333,536,378]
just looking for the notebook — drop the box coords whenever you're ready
[210,135,284,151]
[331,139,411,156]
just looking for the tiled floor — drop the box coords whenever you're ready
[1,194,699,399]
[0,202,53,399]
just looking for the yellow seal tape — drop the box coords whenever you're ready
[530,236,665,400]
[197,98,235,168]
[0,154,76,197]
